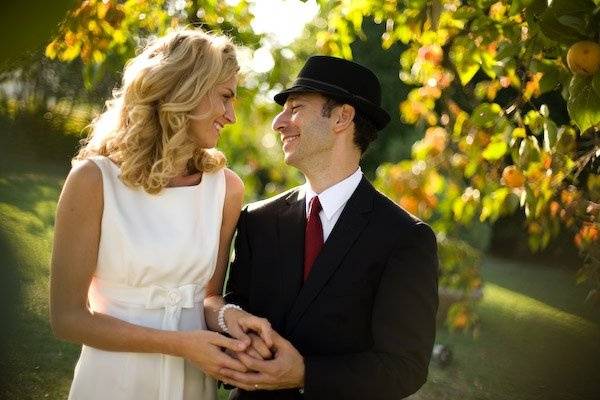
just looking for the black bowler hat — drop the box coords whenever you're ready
[274,55,391,130]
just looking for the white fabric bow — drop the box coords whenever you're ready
[145,284,202,400]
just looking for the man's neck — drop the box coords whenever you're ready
[303,160,360,194]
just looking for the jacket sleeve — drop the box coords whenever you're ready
[223,207,252,309]
[303,222,439,400]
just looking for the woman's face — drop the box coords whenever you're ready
[189,75,237,148]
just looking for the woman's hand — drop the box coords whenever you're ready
[179,330,249,380]
[224,308,275,358]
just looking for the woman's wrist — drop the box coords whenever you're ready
[160,329,191,358]
[217,303,243,333]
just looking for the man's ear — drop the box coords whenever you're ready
[333,104,355,133]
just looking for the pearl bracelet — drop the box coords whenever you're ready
[217,303,242,334]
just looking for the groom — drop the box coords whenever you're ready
[222,56,439,399]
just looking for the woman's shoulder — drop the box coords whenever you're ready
[222,167,244,206]
[61,159,104,207]
[223,167,243,193]
[69,159,103,186]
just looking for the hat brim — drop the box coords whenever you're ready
[274,84,390,131]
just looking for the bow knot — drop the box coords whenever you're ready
[145,284,199,311]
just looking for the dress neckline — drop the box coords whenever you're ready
[102,156,205,192]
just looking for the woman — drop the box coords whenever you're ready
[50,29,272,400]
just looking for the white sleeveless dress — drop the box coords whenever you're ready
[68,156,225,400]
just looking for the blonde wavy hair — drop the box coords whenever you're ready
[75,28,238,194]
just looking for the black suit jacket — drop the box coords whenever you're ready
[224,177,438,400]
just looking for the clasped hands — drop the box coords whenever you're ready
[219,308,305,391]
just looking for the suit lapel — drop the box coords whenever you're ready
[285,177,375,335]
[277,188,306,316]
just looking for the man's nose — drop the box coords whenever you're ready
[272,111,287,131]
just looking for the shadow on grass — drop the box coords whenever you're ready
[0,168,80,399]
[482,257,600,325]
[2,308,79,399]
[0,229,23,391]
[0,175,62,237]
[414,281,600,400]
[0,213,79,400]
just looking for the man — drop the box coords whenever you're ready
[220,55,439,399]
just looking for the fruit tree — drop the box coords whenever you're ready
[317,0,600,306]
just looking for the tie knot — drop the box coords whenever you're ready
[309,196,322,215]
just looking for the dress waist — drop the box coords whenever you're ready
[89,277,206,400]
[91,277,204,309]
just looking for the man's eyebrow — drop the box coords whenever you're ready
[285,95,302,105]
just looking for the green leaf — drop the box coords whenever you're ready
[567,75,600,132]
[449,36,480,85]
[543,119,559,151]
[59,42,81,62]
[557,15,591,35]
[536,0,596,44]
[524,110,544,134]
[539,67,560,94]
[512,127,527,138]
[480,188,510,222]
[471,103,503,128]
[592,73,600,97]
[480,50,497,79]
[482,140,508,160]
[508,0,525,16]
[518,136,541,165]
[505,192,521,213]
[528,235,541,252]
[411,141,429,161]
[555,126,577,154]
[465,159,479,178]
[496,42,519,60]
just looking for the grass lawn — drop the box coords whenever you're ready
[413,263,600,400]
[1,145,599,399]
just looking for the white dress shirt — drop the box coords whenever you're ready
[304,167,363,241]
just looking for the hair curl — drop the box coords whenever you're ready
[74,28,239,194]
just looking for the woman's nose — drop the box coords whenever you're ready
[224,102,236,124]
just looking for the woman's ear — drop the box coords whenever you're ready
[333,104,355,133]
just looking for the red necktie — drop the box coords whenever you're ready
[304,196,324,281]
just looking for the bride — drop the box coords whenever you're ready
[50,28,272,400]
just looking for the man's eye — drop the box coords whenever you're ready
[290,105,301,112]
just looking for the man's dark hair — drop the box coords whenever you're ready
[321,97,378,154]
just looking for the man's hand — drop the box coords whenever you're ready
[219,331,305,391]
[223,332,272,364]
[244,332,273,360]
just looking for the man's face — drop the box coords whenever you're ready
[271,93,335,168]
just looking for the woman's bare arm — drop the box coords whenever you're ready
[204,168,244,329]
[203,168,274,352]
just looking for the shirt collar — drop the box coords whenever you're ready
[305,167,363,220]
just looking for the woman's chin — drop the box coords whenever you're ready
[194,136,218,149]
